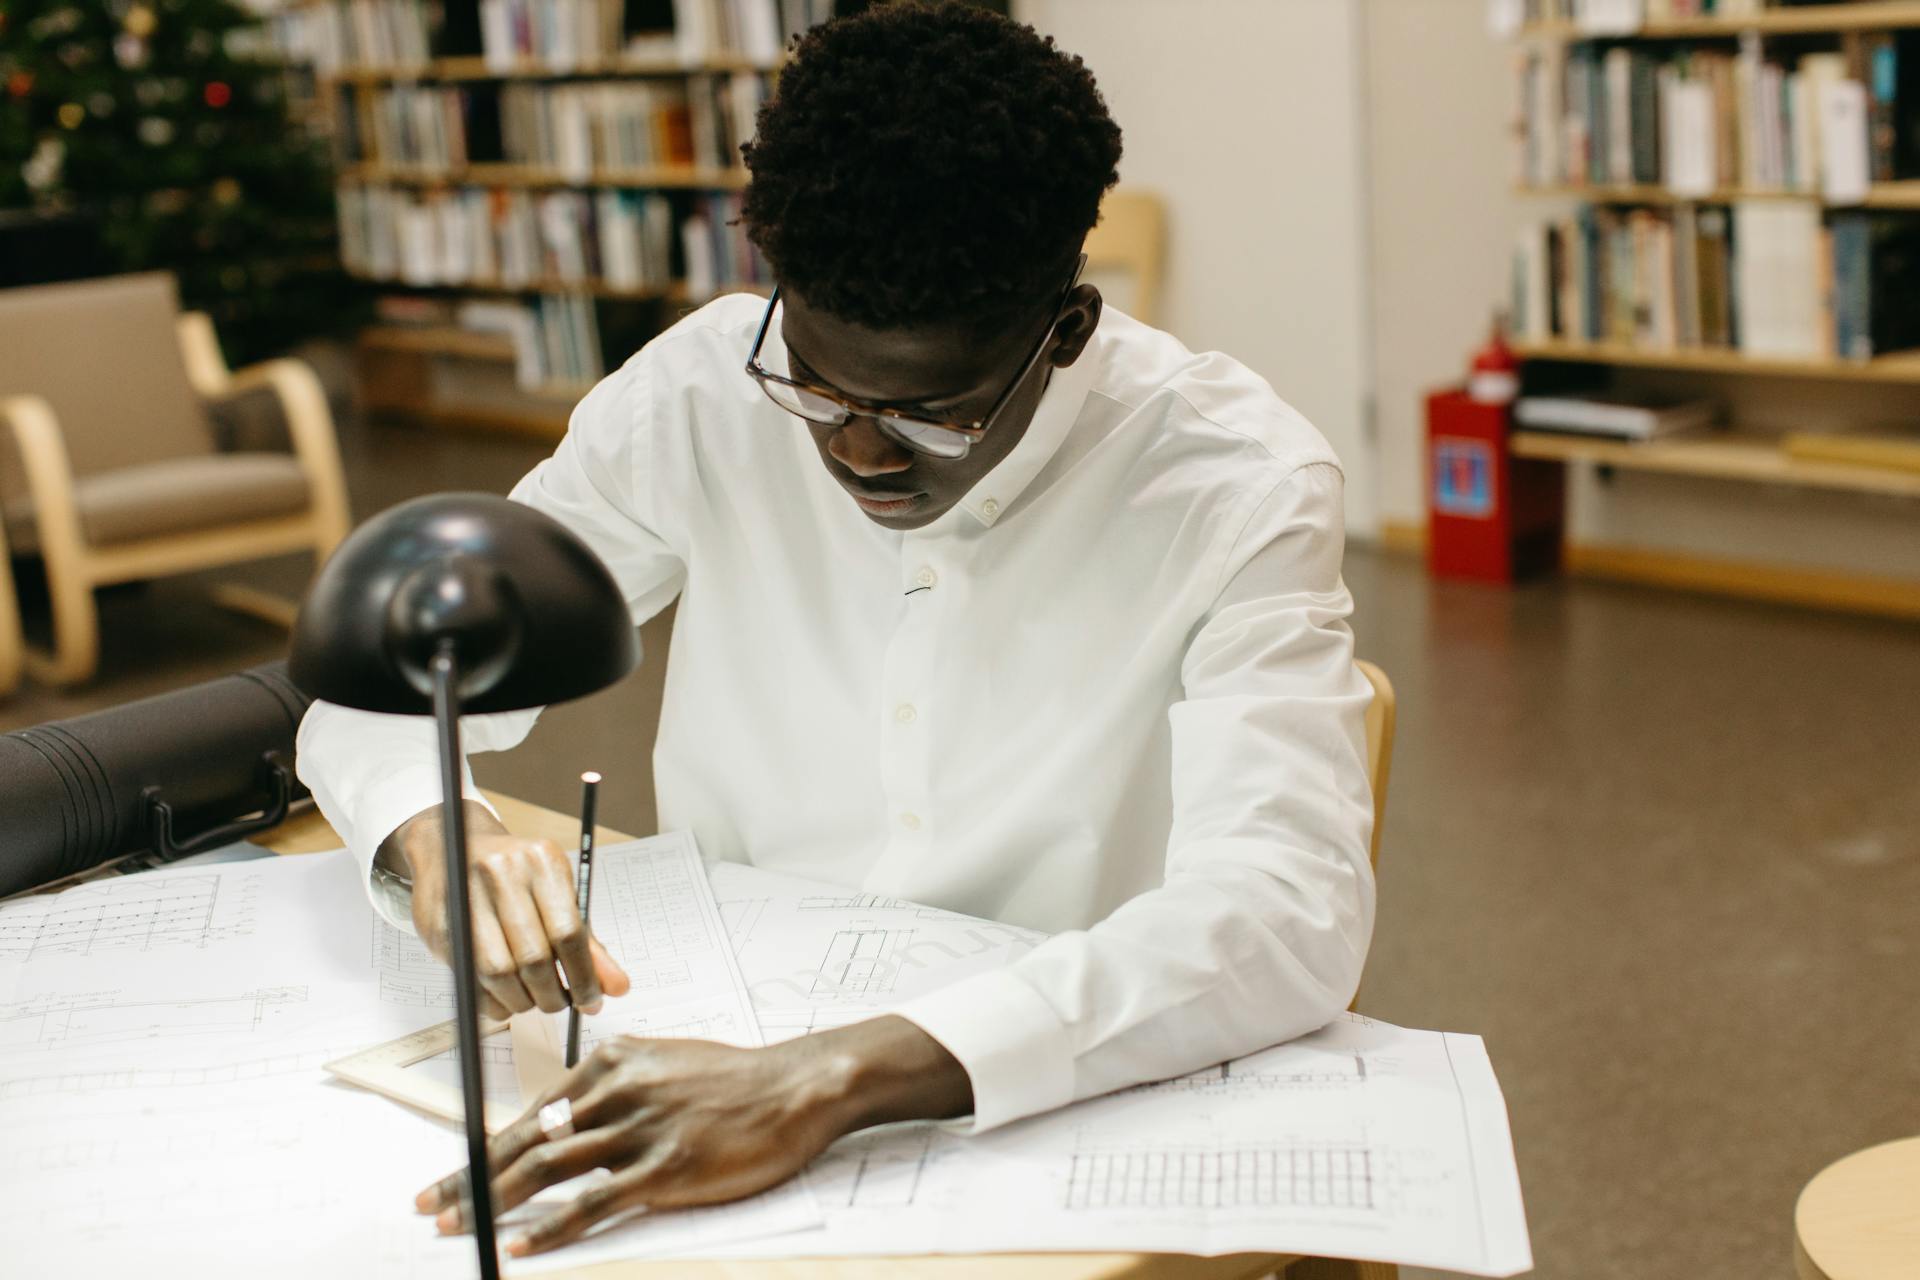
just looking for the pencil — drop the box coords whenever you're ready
[564,771,601,1069]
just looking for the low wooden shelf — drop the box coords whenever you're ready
[329,53,781,82]
[1509,429,1920,499]
[339,162,751,189]
[1515,182,1920,209]
[1514,339,1920,383]
[1523,0,1920,39]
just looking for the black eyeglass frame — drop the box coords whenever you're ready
[743,253,1089,460]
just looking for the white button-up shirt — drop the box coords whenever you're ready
[296,295,1377,1133]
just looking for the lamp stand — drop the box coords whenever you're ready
[431,643,500,1280]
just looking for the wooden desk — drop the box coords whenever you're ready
[258,794,1343,1280]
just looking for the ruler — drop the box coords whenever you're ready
[324,1016,521,1134]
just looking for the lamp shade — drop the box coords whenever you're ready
[289,493,637,714]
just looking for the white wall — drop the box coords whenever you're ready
[1017,0,1378,537]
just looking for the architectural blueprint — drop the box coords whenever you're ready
[707,859,1045,1040]
[702,1014,1530,1275]
[0,835,1530,1277]
[0,839,816,1278]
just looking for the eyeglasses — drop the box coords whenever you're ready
[743,254,1087,461]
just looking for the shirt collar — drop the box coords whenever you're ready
[956,330,1101,529]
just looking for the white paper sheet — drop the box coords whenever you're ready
[690,1015,1531,1276]
[0,841,819,1277]
[694,861,1534,1277]
[709,860,1045,1039]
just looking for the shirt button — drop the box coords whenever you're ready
[894,703,917,724]
[980,498,1000,519]
[899,811,922,831]
[914,566,937,589]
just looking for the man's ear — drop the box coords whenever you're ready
[1049,285,1103,369]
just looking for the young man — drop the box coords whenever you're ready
[298,1,1375,1258]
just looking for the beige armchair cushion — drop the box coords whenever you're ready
[4,453,311,551]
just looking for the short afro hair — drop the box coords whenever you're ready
[741,1,1123,333]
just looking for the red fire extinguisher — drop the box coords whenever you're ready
[1424,314,1562,583]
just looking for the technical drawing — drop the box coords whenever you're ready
[370,924,453,1007]
[0,987,306,1053]
[810,927,913,999]
[0,874,256,961]
[1063,1144,1378,1212]
[795,893,953,917]
[593,850,719,964]
[1127,1053,1370,1094]
[0,1048,337,1100]
[811,1126,940,1209]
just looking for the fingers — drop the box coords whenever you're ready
[476,844,573,1015]
[488,1126,632,1218]
[590,936,631,997]
[527,854,602,1014]
[468,899,538,1017]
[417,1042,627,1215]
[504,1158,664,1257]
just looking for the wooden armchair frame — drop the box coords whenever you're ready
[0,518,19,696]
[0,312,350,686]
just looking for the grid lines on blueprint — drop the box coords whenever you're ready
[1064,1145,1377,1212]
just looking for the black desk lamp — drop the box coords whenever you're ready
[289,493,637,1279]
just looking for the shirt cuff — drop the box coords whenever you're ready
[351,763,499,935]
[889,967,1077,1134]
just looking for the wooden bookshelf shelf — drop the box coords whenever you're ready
[338,162,751,189]
[1513,339,1920,382]
[1522,1,1920,40]
[358,324,518,360]
[1516,182,1920,208]
[1510,429,1920,499]
[347,270,690,301]
[329,53,782,82]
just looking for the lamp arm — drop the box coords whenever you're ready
[432,644,502,1280]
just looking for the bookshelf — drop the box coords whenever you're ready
[311,0,832,434]
[1510,428,1920,497]
[1516,180,1920,205]
[1522,1,1920,40]
[1504,2,1920,615]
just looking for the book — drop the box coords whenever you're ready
[1515,393,1720,441]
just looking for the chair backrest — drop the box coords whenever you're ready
[1082,188,1165,325]
[0,273,214,481]
[1355,659,1396,872]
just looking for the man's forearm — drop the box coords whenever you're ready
[784,1014,974,1134]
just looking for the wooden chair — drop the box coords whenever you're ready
[1283,659,1398,1280]
[0,518,19,697]
[1083,188,1166,325]
[0,273,351,686]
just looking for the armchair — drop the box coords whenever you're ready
[0,273,350,686]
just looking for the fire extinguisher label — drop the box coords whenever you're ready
[1432,438,1494,518]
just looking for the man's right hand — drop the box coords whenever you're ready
[382,802,632,1021]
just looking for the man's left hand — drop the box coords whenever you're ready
[414,1015,972,1258]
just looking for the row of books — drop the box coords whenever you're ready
[668,0,832,64]
[293,0,437,75]
[479,0,629,71]
[1513,38,1915,195]
[1510,203,1920,360]
[460,295,605,389]
[337,184,768,298]
[282,0,834,74]
[334,75,765,175]
[340,84,469,172]
[500,74,764,174]
[1505,0,1763,28]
